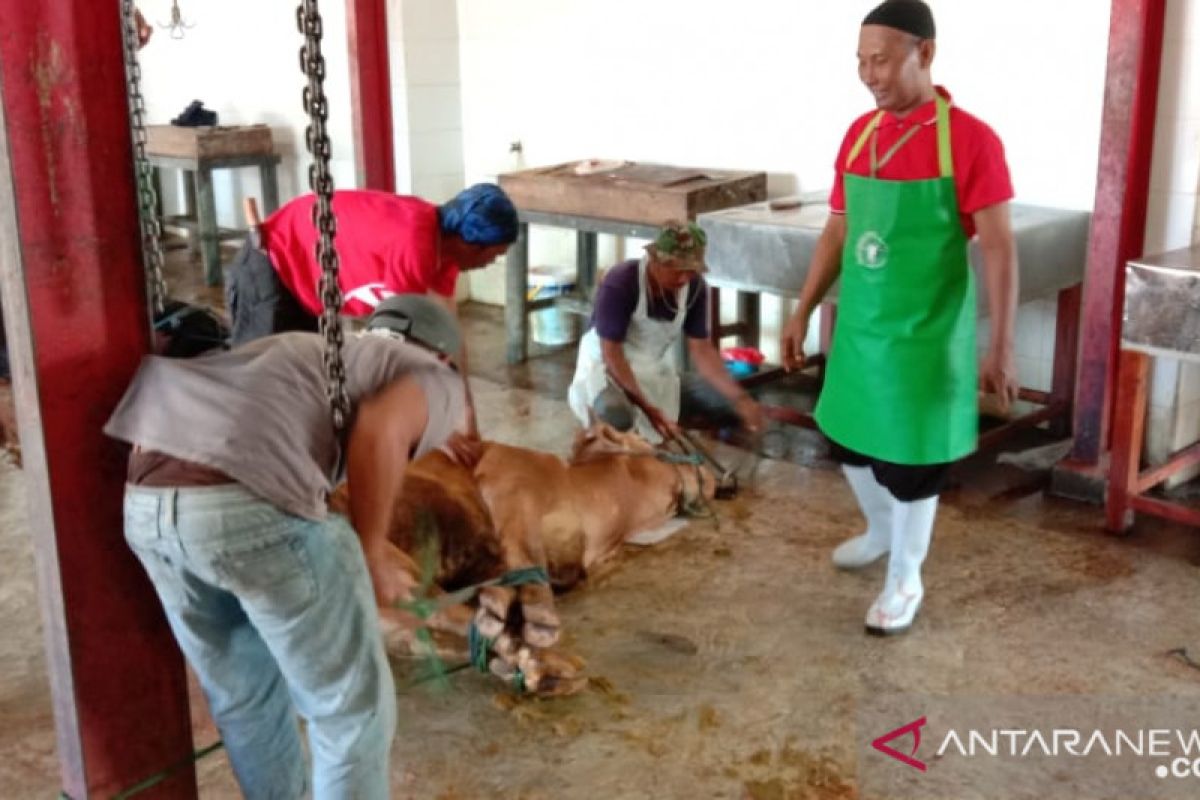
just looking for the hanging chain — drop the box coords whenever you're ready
[121,0,168,317]
[297,1,350,432]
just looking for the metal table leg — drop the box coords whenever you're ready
[182,169,197,256]
[707,286,721,347]
[259,160,280,214]
[195,165,220,286]
[577,230,598,300]
[151,166,164,226]
[736,291,760,349]
[1049,284,1082,438]
[506,221,530,364]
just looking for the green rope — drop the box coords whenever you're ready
[398,564,551,619]
[468,620,492,672]
[392,519,455,690]
[397,658,474,691]
[394,561,549,694]
[656,451,705,466]
[58,740,224,800]
[467,622,527,693]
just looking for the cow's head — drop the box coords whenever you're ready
[570,423,716,515]
[569,422,655,460]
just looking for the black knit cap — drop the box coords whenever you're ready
[862,0,936,40]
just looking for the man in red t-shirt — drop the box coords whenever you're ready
[780,0,1018,636]
[226,183,517,448]
[227,184,516,342]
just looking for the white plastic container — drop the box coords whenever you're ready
[528,265,580,346]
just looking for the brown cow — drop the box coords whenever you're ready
[331,423,715,695]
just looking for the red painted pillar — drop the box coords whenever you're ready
[1069,0,1166,465]
[346,0,396,191]
[0,2,194,798]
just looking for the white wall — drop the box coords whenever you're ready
[459,0,1108,209]
[1143,0,1200,469]
[397,0,467,203]
[135,0,357,227]
[456,0,1112,388]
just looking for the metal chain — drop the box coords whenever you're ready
[297,1,350,432]
[121,0,169,316]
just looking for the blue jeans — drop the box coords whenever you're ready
[123,484,396,800]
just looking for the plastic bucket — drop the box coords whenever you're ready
[529,265,580,346]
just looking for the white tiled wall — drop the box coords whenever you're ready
[398,0,465,203]
[455,0,1112,387]
[1142,0,1200,476]
[386,1,412,195]
[137,0,356,225]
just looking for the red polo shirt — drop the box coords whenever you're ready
[828,87,1013,238]
[261,190,459,317]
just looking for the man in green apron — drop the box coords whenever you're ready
[781,0,1018,635]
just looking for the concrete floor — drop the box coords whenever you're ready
[2,247,1200,798]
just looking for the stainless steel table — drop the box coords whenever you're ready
[699,199,1090,305]
[1108,244,1200,532]
[696,200,1092,445]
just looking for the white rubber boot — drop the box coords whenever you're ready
[865,494,938,636]
[832,465,894,569]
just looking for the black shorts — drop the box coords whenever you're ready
[225,242,318,346]
[826,438,952,502]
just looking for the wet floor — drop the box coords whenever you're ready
[2,247,1199,798]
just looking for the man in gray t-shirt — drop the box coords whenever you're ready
[105,295,465,799]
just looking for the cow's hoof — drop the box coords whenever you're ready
[514,646,587,695]
[523,620,560,648]
[487,644,586,696]
[518,584,560,627]
[473,606,506,639]
[479,585,516,620]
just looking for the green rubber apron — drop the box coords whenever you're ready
[814,94,977,465]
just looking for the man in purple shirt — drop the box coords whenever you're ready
[568,221,762,440]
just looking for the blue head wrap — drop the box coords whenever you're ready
[438,183,519,246]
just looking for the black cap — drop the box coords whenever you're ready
[862,0,936,40]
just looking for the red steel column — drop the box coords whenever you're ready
[346,0,396,191]
[0,2,194,797]
[1070,0,1166,464]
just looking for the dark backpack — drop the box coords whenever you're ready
[153,300,230,358]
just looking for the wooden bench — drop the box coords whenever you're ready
[498,160,767,364]
[146,124,281,286]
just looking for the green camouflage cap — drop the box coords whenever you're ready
[645,220,708,272]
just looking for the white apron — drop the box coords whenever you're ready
[568,257,688,440]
